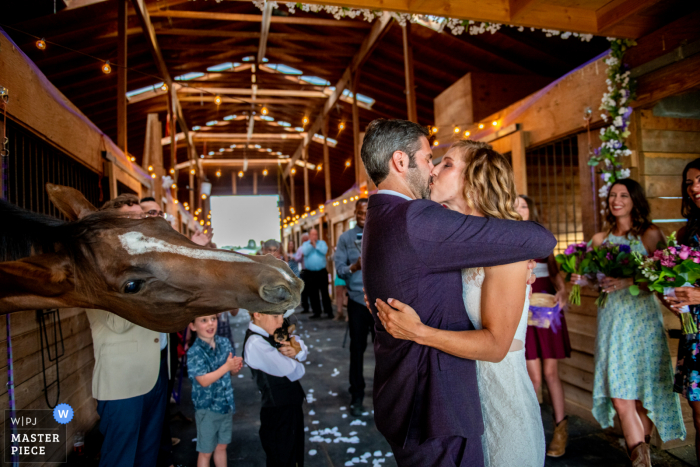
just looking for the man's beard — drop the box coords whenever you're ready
[407,168,431,200]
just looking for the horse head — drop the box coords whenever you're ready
[0,184,304,332]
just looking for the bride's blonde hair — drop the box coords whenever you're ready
[449,140,522,221]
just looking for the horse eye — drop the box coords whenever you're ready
[123,280,145,294]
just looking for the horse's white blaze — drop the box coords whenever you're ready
[118,232,253,263]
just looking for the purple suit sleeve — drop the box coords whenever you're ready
[406,200,556,272]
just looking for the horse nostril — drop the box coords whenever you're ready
[260,285,291,304]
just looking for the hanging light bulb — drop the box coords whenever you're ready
[291,168,296,175]
[161,83,168,91]
[148,165,153,172]
[305,206,310,212]
[190,169,196,175]
[36,38,46,50]
[171,183,177,189]
[432,127,438,134]
[102,61,112,74]
[339,122,345,131]
[238,171,244,178]
[214,95,222,105]
[216,170,221,177]
[261,107,268,115]
[170,168,175,174]
[345,160,351,167]
[317,164,322,171]
[290,207,296,214]
[478,123,484,129]
[454,127,460,134]
[150,173,156,179]
[174,199,179,204]
[130,156,136,162]
[464,130,470,137]
[201,194,207,200]
[492,120,498,126]
[200,219,204,225]
[433,140,439,146]
[262,169,268,176]
[302,116,309,125]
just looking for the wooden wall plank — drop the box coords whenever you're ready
[640,110,700,132]
[642,130,700,153]
[559,361,594,392]
[566,312,597,338]
[568,331,596,355]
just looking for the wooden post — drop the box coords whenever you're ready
[303,146,309,209]
[104,160,118,199]
[352,71,362,186]
[511,130,528,195]
[323,116,331,201]
[577,132,600,240]
[117,0,128,153]
[290,171,295,210]
[253,171,258,195]
[144,113,163,200]
[402,23,417,123]
[232,171,237,195]
[169,88,177,170]
[189,166,195,209]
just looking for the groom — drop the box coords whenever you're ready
[361,119,556,466]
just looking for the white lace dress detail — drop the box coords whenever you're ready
[462,267,545,467]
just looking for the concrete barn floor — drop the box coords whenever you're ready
[71,308,696,467]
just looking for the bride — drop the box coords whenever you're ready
[373,140,546,466]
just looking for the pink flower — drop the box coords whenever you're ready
[694,257,700,264]
[680,249,690,260]
[669,247,677,255]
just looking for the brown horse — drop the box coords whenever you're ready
[0,184,303,332]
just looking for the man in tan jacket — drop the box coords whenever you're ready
[88,195,170,467]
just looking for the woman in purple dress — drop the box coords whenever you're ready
[515,195,572,458]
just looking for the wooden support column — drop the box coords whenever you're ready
[104,160,118,199]
[117,0,128,153]
[577,132,600,240]
[143,113,163,200]
[253,171,258,195]
[232,172,237,195]
[168,89,177,170]
[323,116,331,201]
[511,130,528,195]
[303,146,310,209]
[352,71,362,186]
[189,167,195,209]
[402,23,417,123]
[290,171,296,209]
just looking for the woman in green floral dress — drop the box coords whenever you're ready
[574,179,685,466]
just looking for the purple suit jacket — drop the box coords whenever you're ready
[362,194,556,447]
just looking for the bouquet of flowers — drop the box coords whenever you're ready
[590,242,640,308]
[555,243,596,306]
[634,233,700,334]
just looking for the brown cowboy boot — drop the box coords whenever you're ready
[546,416,568,457]
[630,442,651,467]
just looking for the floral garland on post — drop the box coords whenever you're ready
[588,38,637,216]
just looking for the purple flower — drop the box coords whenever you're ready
[564,245,576,255]
[624,106,633,120]
[606,252,613,260]
[619,245,631,254]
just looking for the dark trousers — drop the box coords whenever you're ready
[306,268,333,317]
[348,299,375,402]
[157,336,180,467]
[299,270,310,313]
[97,349,168,467]
[389,435,484,467]
[260,405,305,467]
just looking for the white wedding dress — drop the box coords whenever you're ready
[462,267,545,467]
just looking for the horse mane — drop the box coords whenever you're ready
[0,198,67,262]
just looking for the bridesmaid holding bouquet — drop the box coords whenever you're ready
[515,195,572,458]
[572,179,685,467]
[661,158,700,463]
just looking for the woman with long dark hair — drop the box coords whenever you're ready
[662,158,700,462]
[573,178,684,466]
[515,195,572,458]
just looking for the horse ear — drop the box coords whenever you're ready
[46,183,98,220]
[0,254,75,311]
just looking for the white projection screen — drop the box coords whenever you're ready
[210,195,281,248]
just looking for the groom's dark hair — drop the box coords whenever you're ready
[361,119,430,185]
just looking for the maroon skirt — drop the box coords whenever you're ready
[525,276,572,361]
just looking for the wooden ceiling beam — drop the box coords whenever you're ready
[148,10,372,28]
[154,28,364,44]
[508,0,544,22]
[283,12,393,177]
[131,0,197,170]
[596,0,663,34]
[258,0,273,64]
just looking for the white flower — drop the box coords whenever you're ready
[285,2,295,14]
[619,168,631,179]
[601,172,612,182]
[601,114,608,122]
